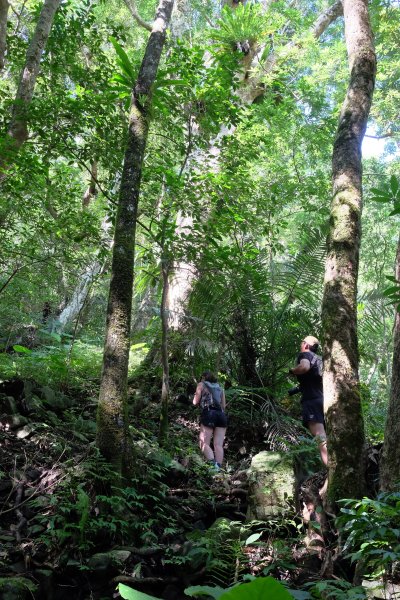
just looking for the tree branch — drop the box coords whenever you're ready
[365,131,395,140]
[312,0,343,39]
[0,0,62,181]
[123,0,152,31]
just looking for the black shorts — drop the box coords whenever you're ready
[301,397,324,427]
[200,409,228,429]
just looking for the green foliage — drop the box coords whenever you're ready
[337,491,400,579]
[369,176,400,311]
[370,175,400,215]
[21,434,184,555]
[0,337,147,390]
[212,4,269,50]
[0,577,38,596]
[383,275,400,312]
[110,35,137,90]
[304,579,366,599]
[119,584,161,599]
[119,577,293,600]
[185,585,226,599]
[220,578,293,599]
[28,455,128,551]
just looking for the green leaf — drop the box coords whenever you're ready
[220,578,293,600]
[383,285,400,296]
[389,204,400,216]
[245,532,262,545]
[112,73,133,87]
[118,583,160,600]
[110,36,136,83]
[13,345,32,354]
[371,195,391,203]
[130,343,148,350]
[390,175,399,196]
[185,585,226,598]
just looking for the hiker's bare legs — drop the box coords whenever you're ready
[213,427,226,465]
[308,421,328,466]
[199,425,214,461]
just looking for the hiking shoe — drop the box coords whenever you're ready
[208,460,220,472]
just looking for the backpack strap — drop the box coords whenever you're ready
[309,352,322,377]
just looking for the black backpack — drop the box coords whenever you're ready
[309,352,323,378]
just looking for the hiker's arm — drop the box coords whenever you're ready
[289,359,310,375]
[193,383,203,406]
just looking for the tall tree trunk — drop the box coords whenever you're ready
[158,259,170,447]
[96,0,174,472]
[54,260,103,333]
[322,0,376,504]
[0,0,8,71]
[380,235,400,492]
[0,0,61,180]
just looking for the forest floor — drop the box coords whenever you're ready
[0,376,375,600]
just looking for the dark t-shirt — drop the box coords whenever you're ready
[296,351,323,402]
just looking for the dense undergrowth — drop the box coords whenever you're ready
[0,341,399,599]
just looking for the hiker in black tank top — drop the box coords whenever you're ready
[193,370,227,471]
[288,335,328,466]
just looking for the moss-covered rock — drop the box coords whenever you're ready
[246,451,295,520]
[0,577,37,600]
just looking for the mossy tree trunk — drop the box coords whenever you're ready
[380,235,400,492]
[0,0,8,72]
[96,0,174,474]
[322,0,376,504]
[0,0,61,180]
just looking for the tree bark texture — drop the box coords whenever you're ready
[0,0,8,71]
[322,0,376,503]
[0,0,61,180]
[158,260,170,447]
[380,235,400,492]
[96,0,174,471]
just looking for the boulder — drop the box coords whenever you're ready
[40,386,75,411]
[1,415,29,430]
[362,580,400,599]
[246,451,295,520]
[88,550,131,572]
[0,395,18,415]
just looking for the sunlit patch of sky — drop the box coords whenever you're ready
[362,126,398,160]
[362,135,386,159]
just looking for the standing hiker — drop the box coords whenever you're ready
[289,336,328,466]
[193,371,227,471]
